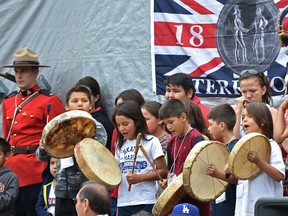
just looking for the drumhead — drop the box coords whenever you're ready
[228,132,270,180]
[152,174,187,216]
[183,140,229,202]
[41,110,96,158]
[74,138,122,189]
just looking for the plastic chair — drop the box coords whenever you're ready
[254,197,288,216]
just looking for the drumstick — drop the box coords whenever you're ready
[128,133,142,191]
[0,72,16,83]
[139,145,163,181]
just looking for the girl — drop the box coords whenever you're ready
[141,101,171,155]
[274,98,288,196]
[114,88,145,106]
[233,102,284,216]
[233,69,278,138]
[183,100,212,140]
[77,76,114,150]
[112,101,167,216]
[110,88,145,216]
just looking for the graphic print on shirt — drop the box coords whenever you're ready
[119,145,148,174]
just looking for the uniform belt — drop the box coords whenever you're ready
[10,145,38,155]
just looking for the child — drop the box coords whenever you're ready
[164,73,210,125]
[76,76,114,150]
[114,88,145,106]
[37,85,107,216]
[36,157,58,216]
[141,101,171,195]
[171,203,200,216]
[234,102,285,216]
[205,103,238,216]
[141,101,171,155]
[158,98,210,216]
[0,137,18,216]
[274,98,288,196]
[183,100,211,140]
[232,69,277,138]
[110,88,145,216]
[55,85,107,216]
[112,101,167,215]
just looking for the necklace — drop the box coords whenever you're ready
[170,127,192,173]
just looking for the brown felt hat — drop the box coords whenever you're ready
[2,48,49,68]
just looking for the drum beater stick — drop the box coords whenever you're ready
[128,133,142,191]
[139,145,163,181]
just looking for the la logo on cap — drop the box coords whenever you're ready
[171,203,199,216]
[182,205,190,214]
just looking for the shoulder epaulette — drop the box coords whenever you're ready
[5,91,18,98]
[39,89,55,96]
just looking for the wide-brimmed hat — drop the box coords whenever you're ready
[2,48,49,68]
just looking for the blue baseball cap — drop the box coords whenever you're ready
[171,203,199,216]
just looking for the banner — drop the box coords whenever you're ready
[153,0,288,97]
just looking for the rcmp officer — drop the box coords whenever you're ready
[2,48,65,216]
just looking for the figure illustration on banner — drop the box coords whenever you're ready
[248,4,268,62]
[233,5,249,64]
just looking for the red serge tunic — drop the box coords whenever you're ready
[2,85,64,187]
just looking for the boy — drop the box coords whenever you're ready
[206,103,238,216]
[37,85,107,216]
[36,157,58,216]
[164,73,210,125]
[0,137,19,216]
[158,99,210,216]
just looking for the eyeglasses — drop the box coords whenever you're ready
[239,69,265,83]
[240,69,260,76]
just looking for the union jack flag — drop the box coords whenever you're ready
[153,0,288,97]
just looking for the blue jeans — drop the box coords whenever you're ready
[110,198,118,216]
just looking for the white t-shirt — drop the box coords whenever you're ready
[47,181,56,216]
[234,139,285,216]
[115,134,164,207]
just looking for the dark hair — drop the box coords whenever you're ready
[280,33,288,47]
[114,89,145,106]
[78,181,110,215]
[207,103,236,131]
[159,98,187,120]
[244,102,273,139]
[239,69,272,105]
[112,101,150,149]
[0,137,10,154]
[65,85,92,105]
[183,100,211,139]
[77,76,104,109]
[164,73,196,98]
[141,101,162,119]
